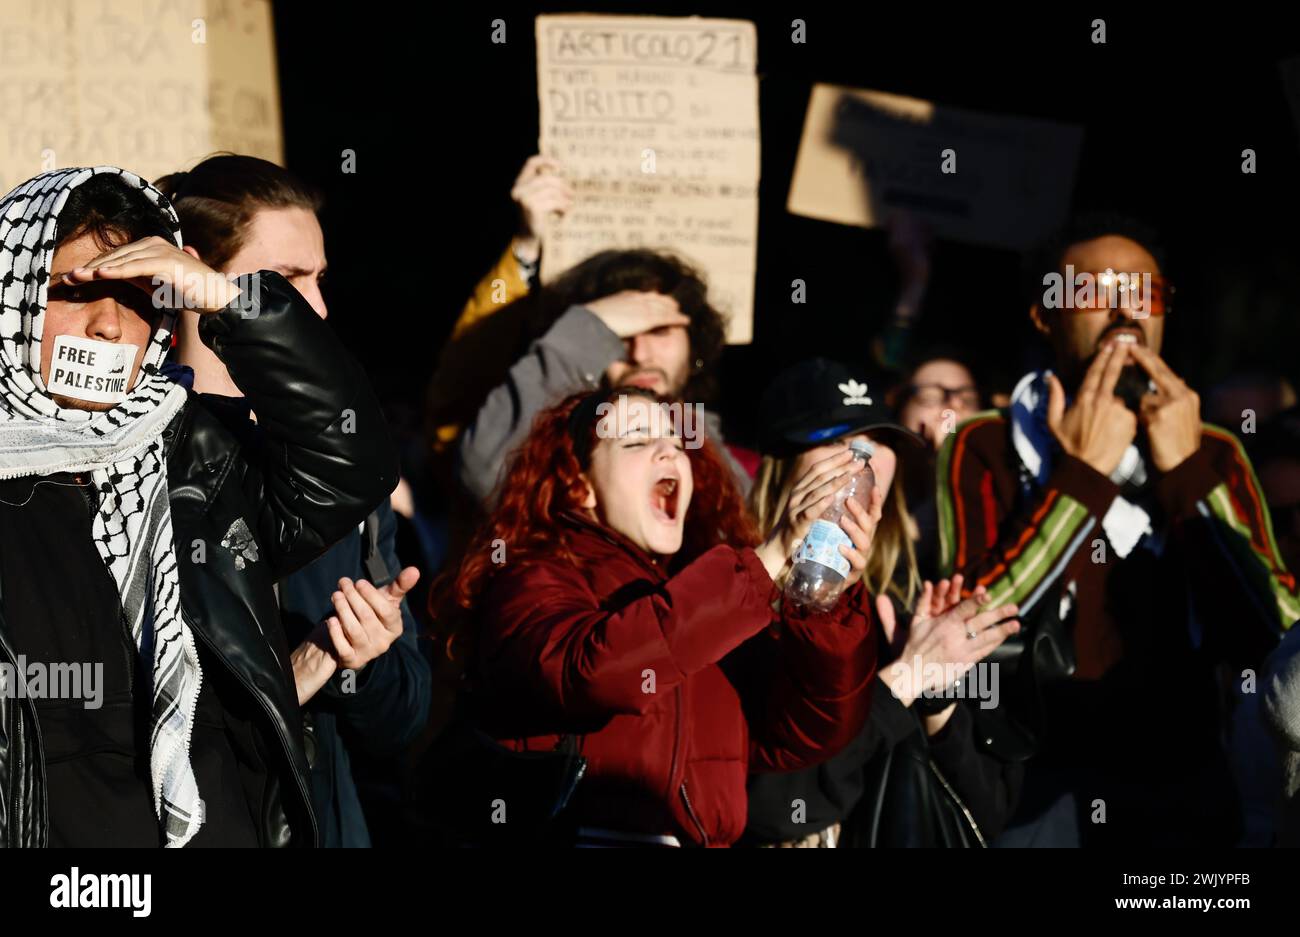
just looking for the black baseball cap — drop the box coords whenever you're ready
[759,358,925,457]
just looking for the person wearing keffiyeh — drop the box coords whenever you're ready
[0,166,396,847]
[935,214,1296,847]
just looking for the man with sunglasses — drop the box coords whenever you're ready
[936,214,1295,846]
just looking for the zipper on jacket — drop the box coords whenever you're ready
[670,680,712,847]
[10,706,20,848]
[30,700,50,848]
[663,685,709,845]
[6,673,48,848]
[186,612,318,846]
[928,759,986,847]
[8,704,20,848]
[665,685,685,797]
[679,780,709,847]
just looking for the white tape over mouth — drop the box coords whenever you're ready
[46,335,138,404]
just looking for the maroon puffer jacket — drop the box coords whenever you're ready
[474,511,876,846]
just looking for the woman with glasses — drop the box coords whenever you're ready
[893,350,982,453]
[886,347,984,579]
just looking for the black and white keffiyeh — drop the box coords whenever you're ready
[0,166,204,846]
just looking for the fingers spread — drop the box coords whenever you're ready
[915,581,934,622]
[947,594,985,622]
[932,578,951,615]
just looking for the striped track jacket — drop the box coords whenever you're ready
[937,410,1296,679]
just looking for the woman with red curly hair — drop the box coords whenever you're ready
[438,386,884,847]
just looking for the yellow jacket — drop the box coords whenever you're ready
[427,243,533,455]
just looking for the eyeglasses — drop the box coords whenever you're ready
[1057,270,1175,317]
[906,384,980,409]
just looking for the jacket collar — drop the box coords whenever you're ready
[557,509,670,580]
[162,397,242,507]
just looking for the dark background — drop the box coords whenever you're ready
[271,3,1300,452]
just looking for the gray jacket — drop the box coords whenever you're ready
[458,304,749,505]
[1263,626,1300,844]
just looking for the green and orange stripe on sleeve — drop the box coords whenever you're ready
[937,413,1098,615]
[936,412,1003,575]
[1199,425,1300,628]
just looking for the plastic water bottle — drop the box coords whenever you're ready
[784,439,876,612]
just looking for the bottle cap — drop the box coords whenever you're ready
[849,439,875,457]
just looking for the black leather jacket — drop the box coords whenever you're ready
[0,272,398,847]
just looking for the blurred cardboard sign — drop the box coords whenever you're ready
[0,0,282,196]
[536,13,760,344]
[787,84,1083,251]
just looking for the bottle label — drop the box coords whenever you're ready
[795,519,851,577]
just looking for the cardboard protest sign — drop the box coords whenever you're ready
[0,0,282,195]
[536,13,760,344]
[787,83,1083,251]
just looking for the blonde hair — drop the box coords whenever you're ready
[750,447,921,607]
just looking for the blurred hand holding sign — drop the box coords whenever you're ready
[787,84,1083,251]
[536,14,760,344]
[0,0,281,192]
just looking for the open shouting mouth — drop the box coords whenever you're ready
[1098,325,1146,351]
[650,474,680,523]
